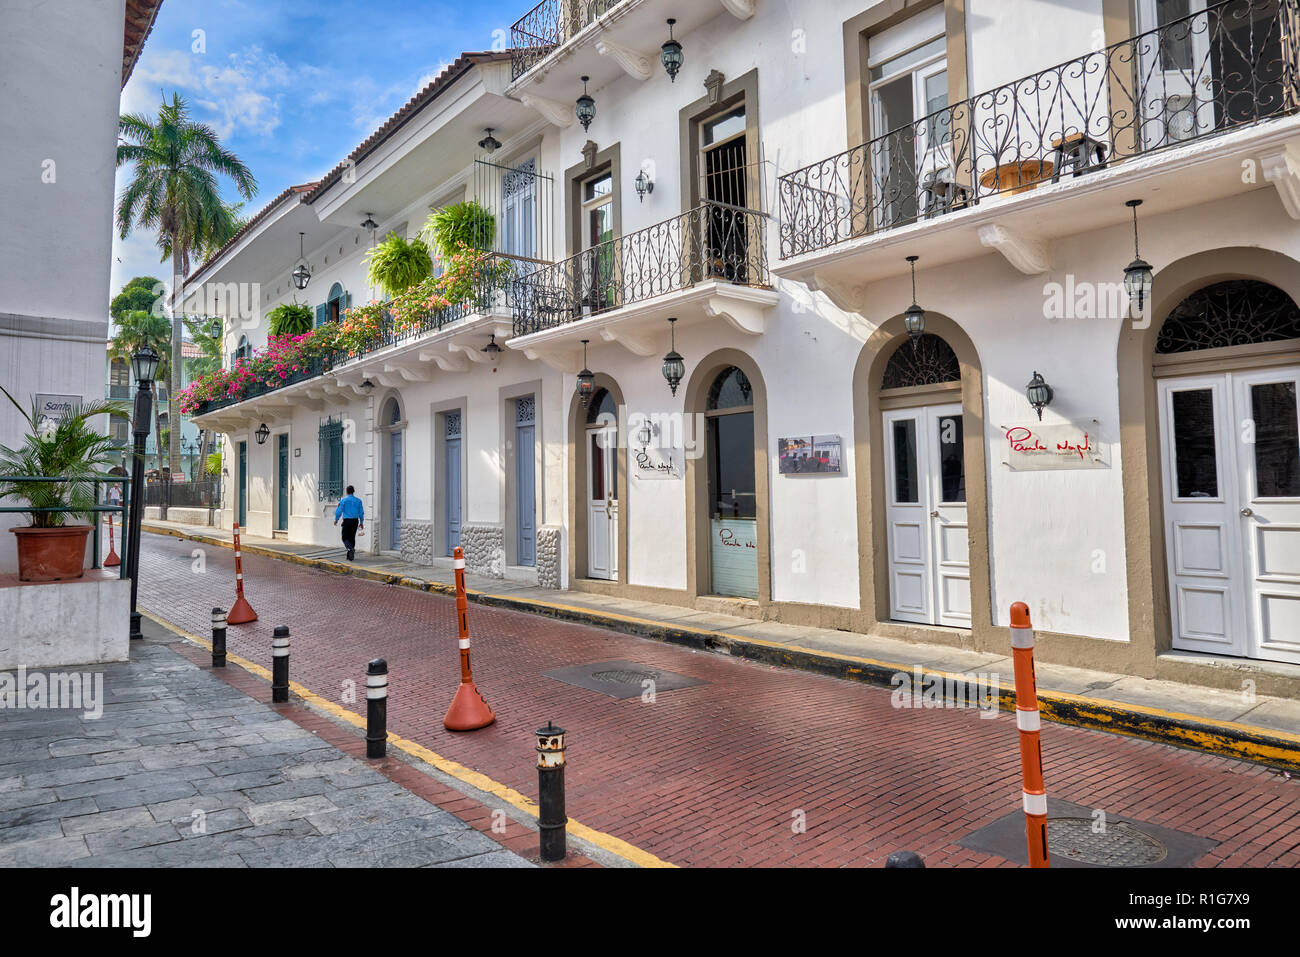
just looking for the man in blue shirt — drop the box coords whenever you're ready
[333,486,365,560]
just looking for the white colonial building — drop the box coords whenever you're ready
[186,0,1300,695]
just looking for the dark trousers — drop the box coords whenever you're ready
[341,518,359,553]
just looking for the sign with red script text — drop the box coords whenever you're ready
[1003,421,1110,471]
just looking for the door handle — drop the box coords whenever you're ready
[1240,507,1253,517]
[930,510,940,518]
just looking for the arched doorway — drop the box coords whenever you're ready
[381,396,404,551]
[1153,279,1300,664]
[878,334,970,627]
[584,388,619,581]
[704,365,759,599]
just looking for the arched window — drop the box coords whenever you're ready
[881,334,960,390]
[707,366,753,410]
[704,365,758,599]
[585,387,617,425]
[1155,280,1300,354]
[319,282,350,326]
[384,397,402,426]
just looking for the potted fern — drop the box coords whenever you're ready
[266,301,315,337]
[0,387,127,581]
[364,232,433,299]
[422,200,496,260]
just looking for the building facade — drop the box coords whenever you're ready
[186,0,1300,694]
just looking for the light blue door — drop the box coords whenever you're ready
[445,411,462,555]
[238,441,247,529]
[515,396,536,567]
[390,430,403,550]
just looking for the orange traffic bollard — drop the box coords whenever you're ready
[1010,602,1049,868]
[443,546,495,732]
[104,515,120,568]
[227,523,258,624]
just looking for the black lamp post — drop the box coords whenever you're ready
[126,346,159,641]
[576,76,596,132]
[662,317,685,397]
[904,255,926,347]
[661,19,684,82]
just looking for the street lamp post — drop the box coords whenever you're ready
[126,346,159,641]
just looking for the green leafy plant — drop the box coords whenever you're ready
[0,388,128,528]
[364,232,433,298]
[266,301,314,337]
[422,201,495,261]
[205,451,222,476]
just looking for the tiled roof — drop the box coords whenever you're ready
[122,0,165,88]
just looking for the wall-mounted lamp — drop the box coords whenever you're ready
[661,19,684,82]
[360,379,375,393]
[635,168,654,202]
[636,420,657,447]
[576,76,596,132]
[1123,199,1153,317]
[1026,371,1054,421]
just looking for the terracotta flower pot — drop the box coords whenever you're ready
[10,525,92,582]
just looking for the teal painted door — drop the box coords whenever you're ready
[390,430,403,549]
[445,412,462,555]
[276,434,289,532]
[238,441,247,529]
[515,396,536,567]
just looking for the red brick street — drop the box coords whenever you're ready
[138,532,1300,868]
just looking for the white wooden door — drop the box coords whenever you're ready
[1159,368,1300,664]
[883,404,971,627]
[1138,0,1216,147]
[587,426,617,581]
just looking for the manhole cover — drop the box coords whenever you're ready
[1046,818,1168,866]
[591,669,659,685]
[542,659,708,699]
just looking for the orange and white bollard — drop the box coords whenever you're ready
[227,522,258,624]
[442,546,495,731]
[1010,601,1049,868]
[104,515,120,568]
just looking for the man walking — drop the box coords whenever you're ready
[334,485,364,561]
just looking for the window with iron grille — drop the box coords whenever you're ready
[318,416,344,501]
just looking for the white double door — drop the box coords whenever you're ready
[587,424,618,581]
[883,403,971,627]
[1159,368,1300,664]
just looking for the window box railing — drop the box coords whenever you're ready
[510,0,625,79]
[778,0,1300,258]
[511,201,770,337]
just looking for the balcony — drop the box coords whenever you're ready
[507,201,778,363]
[511,0,625,80]
[777,0,1300,292]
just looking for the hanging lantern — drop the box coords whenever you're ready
[575,76,596,132]
[576,339,595,407]
[1123,199,1154,317]
[291,231,312,291]
[1026,371,1054,421]
[904,255,925,346]
[482,334,503,357]
[662,317,685,397]
[661,19,684,82]
[477,127,502,153]
[255,422,270,445]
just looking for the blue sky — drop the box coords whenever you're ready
[112,0,522,297]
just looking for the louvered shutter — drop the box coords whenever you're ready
[316,303,328,327]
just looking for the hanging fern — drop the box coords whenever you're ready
[365,232,433,298]
[422,201,495,260]
[266,301,314,337]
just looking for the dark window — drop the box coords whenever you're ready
[586,387,617,425]
[318,417,345,501]
[1156,280,1300,354]
[892,419,919,503]
[938,414,965,503]
[708,412,756,519]
[707,367,753,410]
[1251,381,1300,498]
[881,334,961,390]
[1171,389,1219,498]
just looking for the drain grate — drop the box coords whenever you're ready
[542,659,708,699]
[1047,818,1168,867]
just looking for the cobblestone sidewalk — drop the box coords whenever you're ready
[0,624,533,869]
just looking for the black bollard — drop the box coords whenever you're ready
[535,722,567,862]
[211,608,227,668]
[885,850,926,868]
[366,658,388,759]
[271,625,290,703]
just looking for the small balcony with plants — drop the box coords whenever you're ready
[505,199,778,369]
[775,0,1300,304]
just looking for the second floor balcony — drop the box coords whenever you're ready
[778,0,1300,272]
[511,0,624,79]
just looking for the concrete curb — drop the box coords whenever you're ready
[145,523,1300,773]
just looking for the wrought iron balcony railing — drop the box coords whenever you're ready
[511,201,770,337]
[190,255,523,417]
[510,0,624,79]
[778,0,1300,259]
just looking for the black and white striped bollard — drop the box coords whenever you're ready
[535,722,567,862]
[366,658,388,759]
[211,607,227,668]
[271,625,290,703]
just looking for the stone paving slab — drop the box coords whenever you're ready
[0,630,533,869]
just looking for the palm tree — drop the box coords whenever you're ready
[109,309,171,472]
[115,92,256,476]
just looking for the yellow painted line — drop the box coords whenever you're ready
[143,527,1300,764]
[138,607,675,868]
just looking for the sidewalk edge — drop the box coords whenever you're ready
[144,523,1300,773]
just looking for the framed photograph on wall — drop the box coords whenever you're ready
[779,434,842,474]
